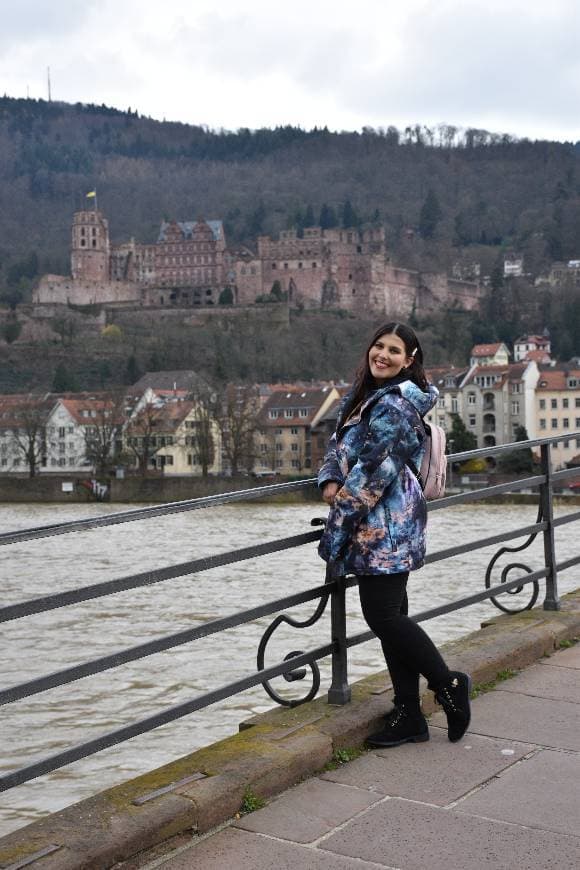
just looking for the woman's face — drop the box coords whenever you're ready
[368,332,413,382]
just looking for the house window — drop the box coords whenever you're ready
[576,398,580,408]
[539,419,546,430]
[551,419,558,429]
[260,443,266,453]
[576,418,580,428]
[299,409,308,418]
[563,418,570,429]
[563,398,569,408]
[290,427,298,434]
[511,401,520,415]
[438,397,445,408]
[451,397,458,413]
[268,410,279,419]
[285,409,293,418]
[291,443,298,452]
[58,427,66,438]
[275,428,283,435]
[468,393,476,405]
[276,444,283,452]
[468,415,476,427]
[275,459,283,467]
[551,399,557,409]
[539,399,546,410]
[291,459,300,468]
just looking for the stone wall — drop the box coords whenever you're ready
[34,275,141,306]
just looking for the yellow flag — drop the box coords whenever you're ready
[86,190,96,198]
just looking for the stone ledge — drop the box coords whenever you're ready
[1,588,579,870]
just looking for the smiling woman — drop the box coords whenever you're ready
[317,321,472,748]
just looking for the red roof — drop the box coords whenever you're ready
[471,343,505,357]
[537,370,580,391]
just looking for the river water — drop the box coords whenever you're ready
[1,500,579,836]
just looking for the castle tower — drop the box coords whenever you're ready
[71,210,110,281]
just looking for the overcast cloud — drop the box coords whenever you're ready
[1,0,578,141]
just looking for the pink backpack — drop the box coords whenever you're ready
[417,422,447,499]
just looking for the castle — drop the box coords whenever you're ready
[33,209,484,315]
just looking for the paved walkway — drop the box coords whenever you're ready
[148,644,580,870]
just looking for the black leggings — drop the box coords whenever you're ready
[358,572,450,712]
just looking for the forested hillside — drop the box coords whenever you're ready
[2,97,580,394]
[1,96,580,298]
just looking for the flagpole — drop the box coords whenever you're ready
[94,189,98,212]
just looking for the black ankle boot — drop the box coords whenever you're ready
[367,704,429,748]
[435,671,472,742]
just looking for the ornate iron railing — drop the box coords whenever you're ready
[1,434,580,794]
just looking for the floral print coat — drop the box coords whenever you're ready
[318,380,438,575]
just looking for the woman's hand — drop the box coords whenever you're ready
[322,481,340,506]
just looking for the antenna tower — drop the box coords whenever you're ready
[47,67,52,102]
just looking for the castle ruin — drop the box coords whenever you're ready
[34,209,484,316]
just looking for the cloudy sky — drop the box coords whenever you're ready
[1,0,579,141]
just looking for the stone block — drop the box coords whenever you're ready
[233,777,378,843]
[322,729,530,805]
[321,798,580,869]
[457,748,580,836]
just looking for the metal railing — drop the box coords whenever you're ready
[1,434,580,795]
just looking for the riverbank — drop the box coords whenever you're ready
[1,587,579,870]
[1,473,580,506]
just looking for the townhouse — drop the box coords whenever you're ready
[535,366,580,469]
[255,387,340,475]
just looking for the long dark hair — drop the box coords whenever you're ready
[341,322,429,424]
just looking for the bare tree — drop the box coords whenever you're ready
[124,401,166,476]
[10,396,50,477]
[216,384,260,476]
[83,390,126,477]
[186,386,218,478]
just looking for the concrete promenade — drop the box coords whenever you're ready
[147,643,580,870]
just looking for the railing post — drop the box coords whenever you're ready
[327,567,352,705]
[539,442,560,611]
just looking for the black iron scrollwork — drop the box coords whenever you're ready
[257,518,331,707]
[484,503,541,613]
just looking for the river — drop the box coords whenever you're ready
[1,500,579,837]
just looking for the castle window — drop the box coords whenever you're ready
[312,262,317,268]
[298,262,303,269]
[92,240,96,248]
[357,245,362,253]
[272,263,277,269]
[352,288,356,295]
[348,273,352,280]
[80,228,85,236]
[284,263,288,269]
[80,239,86,247]
[92,227,96,236]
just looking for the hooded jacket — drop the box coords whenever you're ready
[318,379,439,575]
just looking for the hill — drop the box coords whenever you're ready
[1,96,580,300]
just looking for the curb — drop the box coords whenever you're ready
[1,588,579,870]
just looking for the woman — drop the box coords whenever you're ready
[318,322,471,747]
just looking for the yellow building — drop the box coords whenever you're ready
[535,368,580,470]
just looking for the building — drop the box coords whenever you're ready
[35,210,229,308]
[514,334,552,363]
[424,367,472,433]
[34,208,485,318]
[535,367,580,470]
[458,362,539,448]
[255,387,340,474]
[469,343,510,368]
